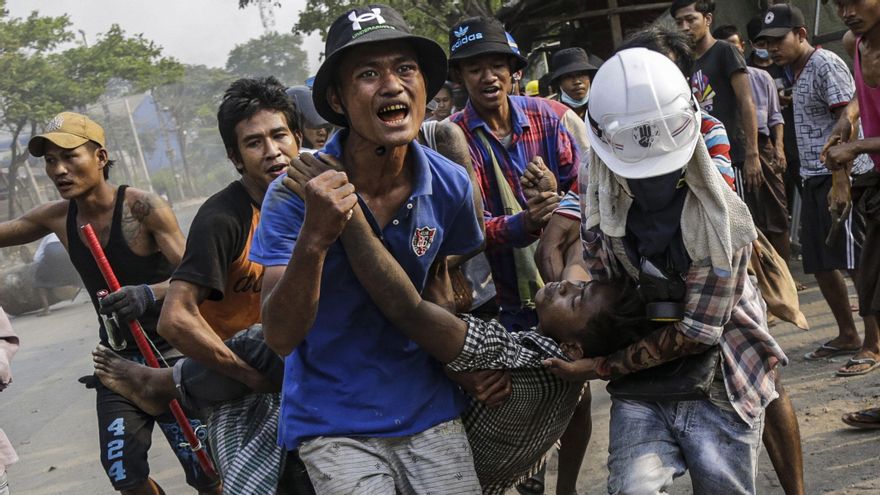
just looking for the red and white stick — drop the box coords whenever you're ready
[80,224,217,479]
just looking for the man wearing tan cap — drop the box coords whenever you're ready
[0,112,220,495]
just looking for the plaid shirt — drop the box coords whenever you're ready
[449,315,584,495]
[582,233,788,426]
[450,96,579,310]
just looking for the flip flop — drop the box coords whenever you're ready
[837,357,880,377]
[516,464,546,495]
[842,407,880,429]
[803,342,860,360]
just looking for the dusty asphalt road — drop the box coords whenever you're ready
[1,200,878,494]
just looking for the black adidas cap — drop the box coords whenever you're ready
[447,17,527,71]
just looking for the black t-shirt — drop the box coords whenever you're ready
[691,40,748,163]
[171,181,264,339]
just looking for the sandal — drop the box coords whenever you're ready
[516,464,546,495]
[842,407,880,429]
[803,342,860,360]
[837,357,880,376]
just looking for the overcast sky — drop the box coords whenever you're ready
[7,0,324,74]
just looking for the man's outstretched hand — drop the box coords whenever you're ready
[447,369,512,408]
[543,356,605,382]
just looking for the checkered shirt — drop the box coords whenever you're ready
[582,234,788,426]
[449,315,584,495]
[450,95,579,310]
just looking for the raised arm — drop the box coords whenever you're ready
[285,156,468,363]
[260,170,357,356]
[434,122,485,267]
[337,205,466,363]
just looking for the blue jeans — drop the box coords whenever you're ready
[607,398,765,495]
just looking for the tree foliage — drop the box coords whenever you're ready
[153,64,238,195]
[0,0,182,217]
[238,0,506,49]
[226,32,310,86]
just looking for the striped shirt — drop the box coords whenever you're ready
[581,233,788,426]
[556,112,734,220]
[450,96,579,311]
[450,315,583,495]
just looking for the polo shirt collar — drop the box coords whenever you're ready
[462,96,530,137]
[319,129,433,198]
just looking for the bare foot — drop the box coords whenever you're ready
[92,345,174,416]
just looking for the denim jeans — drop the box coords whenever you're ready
[172,325,284,412]
[607,397,765,495]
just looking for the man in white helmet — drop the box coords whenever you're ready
[543,48,787,493]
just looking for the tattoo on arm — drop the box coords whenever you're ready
[604,325,712,377]
[121,197,153,241]
[130,197,153,221]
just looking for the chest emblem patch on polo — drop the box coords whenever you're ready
[412,226,437,257]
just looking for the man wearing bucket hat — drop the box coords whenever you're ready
[251,5,484,493]
[447,16,578,333]
[548,47,598,122]
[543,48,787,493]
[0,112,220,494]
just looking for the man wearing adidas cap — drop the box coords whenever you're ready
[0,113,219,494]
[250,5,483,493]
[446,18,584,494]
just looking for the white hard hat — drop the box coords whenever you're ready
[587,48,700,179]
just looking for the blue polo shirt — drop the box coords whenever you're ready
[250,130,484,450]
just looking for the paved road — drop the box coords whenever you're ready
[2,204,879,493]
[1,200,203,495]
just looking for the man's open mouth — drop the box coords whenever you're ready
[267,163,287,175]
[378,104,409,123]
[482,86,501,97]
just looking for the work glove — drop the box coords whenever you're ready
[98,284,156,323]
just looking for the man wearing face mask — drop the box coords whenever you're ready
[544,48,787,494]
[746,15,803,221]
[548,48,598,122]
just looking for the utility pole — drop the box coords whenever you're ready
[123,96,154,193]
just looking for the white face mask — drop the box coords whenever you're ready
[561,89,589,108]
[754,48,770,60]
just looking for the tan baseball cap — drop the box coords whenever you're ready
[28,112,106,157]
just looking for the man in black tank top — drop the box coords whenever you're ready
[0,112,220,495]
